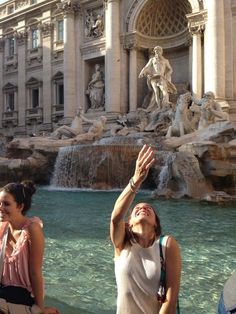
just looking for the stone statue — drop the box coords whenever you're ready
[191,91,229,130]
[75,114,107,141]
[86,64,105,110]
[90,14,104,37]
[166,92,194,138]
[85,13,104,38]
[139,46,177,111]
[50,109,83,139]
[85,12,94,37]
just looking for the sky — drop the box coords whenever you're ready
[0,0,8,4]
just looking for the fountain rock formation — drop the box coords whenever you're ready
[1,89,236,203]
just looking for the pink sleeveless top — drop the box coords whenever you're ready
[1,217,43,294]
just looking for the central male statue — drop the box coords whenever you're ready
[139,46,177,111]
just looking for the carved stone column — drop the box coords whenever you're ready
[204,0,226,101]
[41,22,53,126]
[190,27,203,98]
[129,48,138,112]
[187,11,206,99]
[16,31,27,127]
[104,0,121,114]
[58,0,80,123]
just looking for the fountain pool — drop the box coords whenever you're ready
[31,187,236,314]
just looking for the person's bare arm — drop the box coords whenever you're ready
[159,237,181,314]
[29,223,59,314]
[110,145,155,255]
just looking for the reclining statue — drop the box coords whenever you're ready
[75,114,107,141]
[50,109,107,141]
[50,109,83,139]
[191,91,229,130]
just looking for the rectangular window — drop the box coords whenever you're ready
[8,37,15,57]
[57,83,64,105]
[57,20,64,41]
[6,92,14,111]
[32,88,39,108]
[32,29,39,49]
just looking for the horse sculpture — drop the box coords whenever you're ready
[166,92,194,138]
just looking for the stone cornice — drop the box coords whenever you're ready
[0,0,57,24]
[186,10,207,35]
[80,37,105,56]
[122,29,190,51]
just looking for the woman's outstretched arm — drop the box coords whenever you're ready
[110,145,155,255]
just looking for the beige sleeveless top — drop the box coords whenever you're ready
[114,236,168,314]
[223,271,236,311]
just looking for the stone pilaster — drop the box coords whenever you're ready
[58,0,81,122]
[16,31,27,127]
[129,48,138,112]
[224,0,234,99]
[204,0,225,100]
[0,37,4,128]
[41,22,53,125]
[105,0,121,114]
[75,11,83,112]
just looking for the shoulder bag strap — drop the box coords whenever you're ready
[159,235,166,283]
[0,224,9,283]
[159,235,180,314]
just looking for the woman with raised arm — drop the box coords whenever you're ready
[110,145,181,314]
[0,181,59,314]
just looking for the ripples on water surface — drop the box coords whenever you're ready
[31,188,236,314]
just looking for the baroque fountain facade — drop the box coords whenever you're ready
[0,0,236,202]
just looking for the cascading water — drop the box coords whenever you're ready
[51,144,141,189]
[157,152,175,192]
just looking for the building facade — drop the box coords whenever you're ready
[0,0,236,137]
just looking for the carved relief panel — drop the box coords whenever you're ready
[84,7,104,39]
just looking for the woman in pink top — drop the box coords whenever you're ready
[0,181,59,314]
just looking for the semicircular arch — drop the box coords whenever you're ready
[126,0,202,33]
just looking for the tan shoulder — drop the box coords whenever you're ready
[165,235,180,249]
[27,218,43,236]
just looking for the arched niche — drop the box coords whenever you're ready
[125,0,197,107]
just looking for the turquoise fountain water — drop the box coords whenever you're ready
[31,188,236,314]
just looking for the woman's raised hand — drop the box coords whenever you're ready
[133,145,156,184]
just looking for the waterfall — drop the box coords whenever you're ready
[157,152,175,192]
[50,144,141,189]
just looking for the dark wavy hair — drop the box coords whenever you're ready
[124,203,162,245]
[1,180,36,215]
